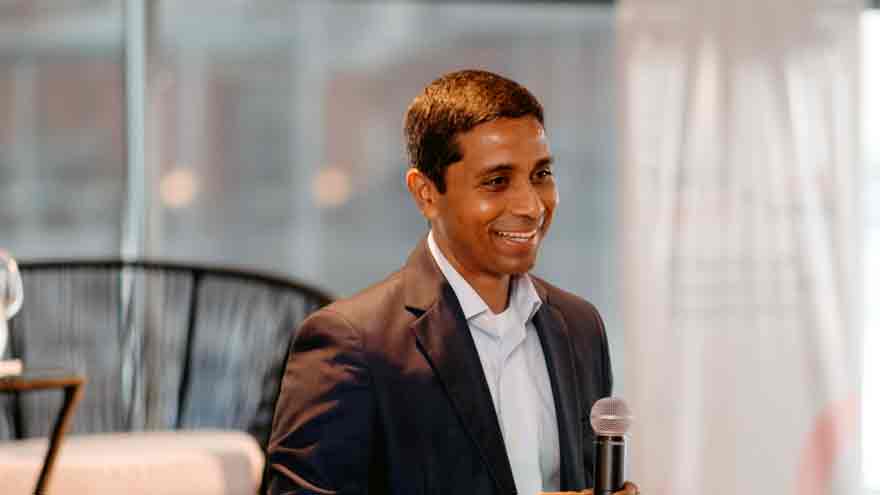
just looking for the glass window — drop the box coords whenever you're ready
[0,0,125,258]
[147,0,622,367]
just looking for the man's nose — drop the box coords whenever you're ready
[509,181,545,220]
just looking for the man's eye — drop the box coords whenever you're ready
[484,176,508,187]
[535,169,554,180]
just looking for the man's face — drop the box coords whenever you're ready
[426,116,557,280]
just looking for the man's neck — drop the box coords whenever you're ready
[432,235,511,314]
[466,272,510,315]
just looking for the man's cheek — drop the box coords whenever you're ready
[475,198,494,215]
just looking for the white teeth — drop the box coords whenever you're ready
[494,230,537,241]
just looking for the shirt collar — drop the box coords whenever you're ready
[427,230,542,325]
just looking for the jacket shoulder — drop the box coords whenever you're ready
[309,269,410,335]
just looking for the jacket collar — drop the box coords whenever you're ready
[402,237,447,316]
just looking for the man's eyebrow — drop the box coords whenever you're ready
[533,156,555,170]
[477,157,554,177]
[477,164,515,177]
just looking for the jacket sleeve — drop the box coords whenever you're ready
[594,304,613,398]
[266,308,374,495]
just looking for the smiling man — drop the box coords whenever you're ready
[267,70,637,495]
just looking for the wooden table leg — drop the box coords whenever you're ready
[33,382,84,495]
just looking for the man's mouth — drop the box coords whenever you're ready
[491,228,540,244]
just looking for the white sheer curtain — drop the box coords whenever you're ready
[618,1,863,494]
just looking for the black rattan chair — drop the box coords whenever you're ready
[0,260,332,448]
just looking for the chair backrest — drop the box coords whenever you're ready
[0,260,332,449]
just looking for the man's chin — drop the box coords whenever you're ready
[495,256,537,276]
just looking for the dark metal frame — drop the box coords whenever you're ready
[15,259,335,304]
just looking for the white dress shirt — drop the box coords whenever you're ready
[427,231,560,494]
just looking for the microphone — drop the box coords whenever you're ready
[589,397,633,495]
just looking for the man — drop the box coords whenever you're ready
[267,70,638,495]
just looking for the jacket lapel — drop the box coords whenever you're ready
[403,239,517,495]
[531,283,585,490]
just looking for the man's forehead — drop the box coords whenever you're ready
[475,124,547,147]
[459,117,547,148]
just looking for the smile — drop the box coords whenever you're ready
[492,229,539,243]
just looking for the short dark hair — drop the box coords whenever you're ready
[403,70,544,193]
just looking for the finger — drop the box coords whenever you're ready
[613,481,640,495]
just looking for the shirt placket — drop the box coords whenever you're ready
[498,311,541,494]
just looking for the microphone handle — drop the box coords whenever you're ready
[593,435,626,495]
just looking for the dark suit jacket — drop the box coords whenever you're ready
[267,239,613,494]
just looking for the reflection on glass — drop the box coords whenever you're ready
[0,249,23,360]
[0,250,23,318]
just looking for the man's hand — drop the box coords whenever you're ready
[541,480,640,495]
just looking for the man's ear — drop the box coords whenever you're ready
[406,168,440,221]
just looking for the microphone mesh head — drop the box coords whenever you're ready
[589,397,633,436]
